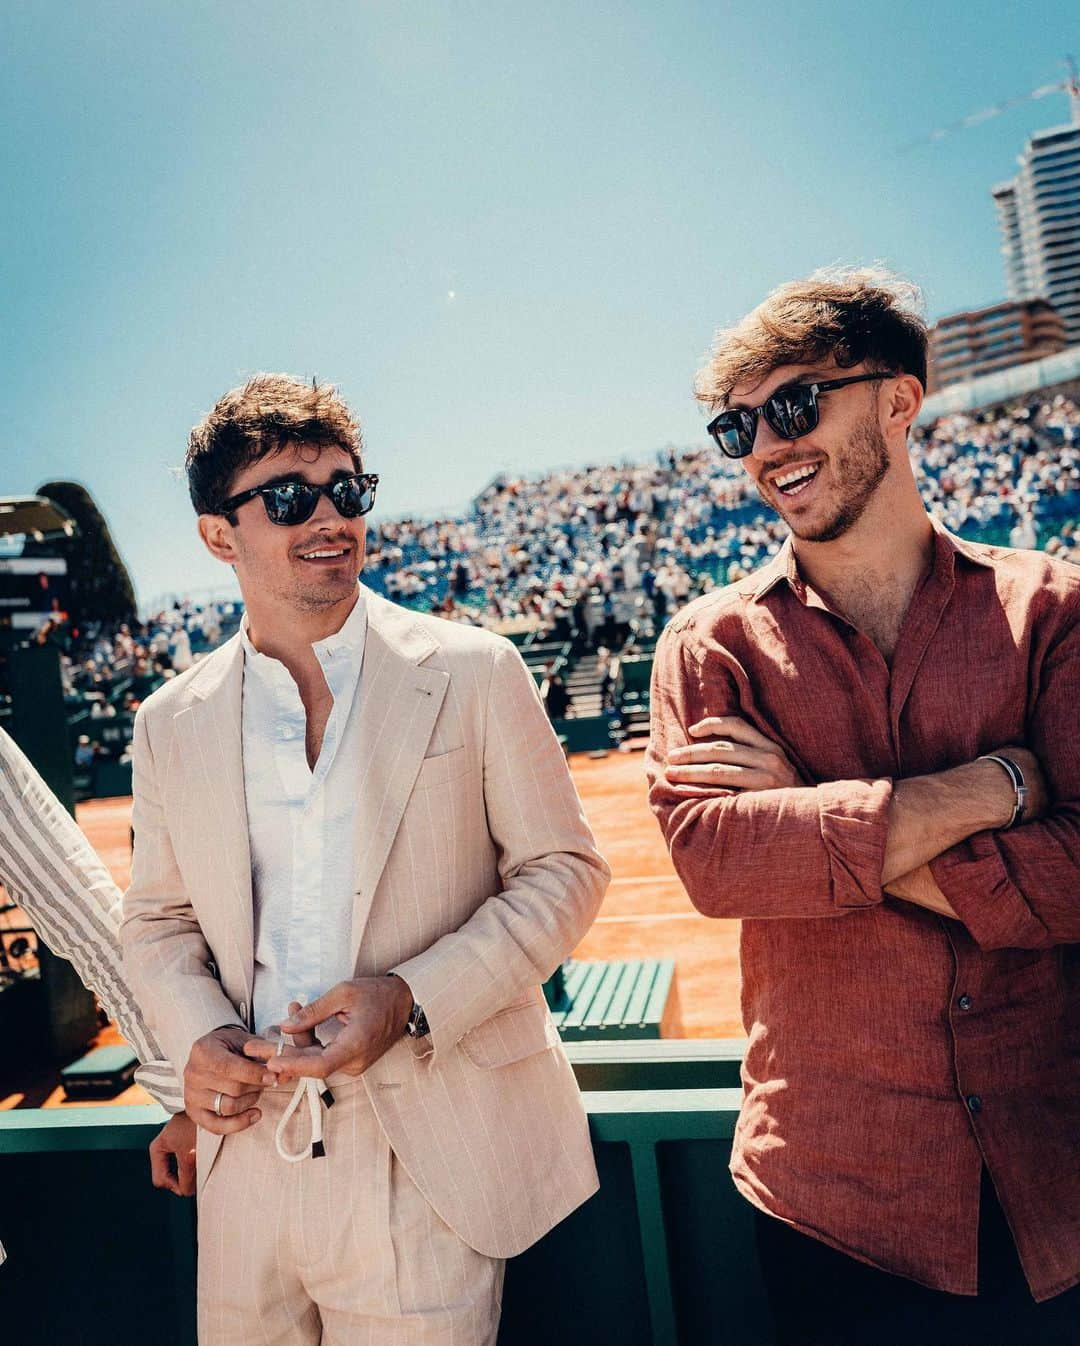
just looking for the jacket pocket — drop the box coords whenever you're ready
[412,745,472,791]
[460,999,560,1069]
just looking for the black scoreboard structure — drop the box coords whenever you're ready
[0,555,69,645]
[0,494,74,647]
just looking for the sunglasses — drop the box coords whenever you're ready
[706,372,889,459]
[216,471,379,527]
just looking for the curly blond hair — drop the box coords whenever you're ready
[695,265,928,412]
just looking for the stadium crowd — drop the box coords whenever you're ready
[51,599,240,770]
[364,391,1080,628]
[5,390,1076,769]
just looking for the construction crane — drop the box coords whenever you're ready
[899,56,1080,153]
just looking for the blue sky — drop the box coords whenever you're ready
[1,2,1076,605]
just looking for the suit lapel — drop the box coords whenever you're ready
[172,633,255,1010]
[350,594,448,967]
[166,598,449,1000]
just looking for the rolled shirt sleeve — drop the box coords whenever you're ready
[929,589,1080,951]
[647,623,892,919]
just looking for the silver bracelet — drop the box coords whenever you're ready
[978,754,1028,830]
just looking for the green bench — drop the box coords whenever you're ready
[545,958,680,1041]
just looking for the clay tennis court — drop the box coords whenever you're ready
[2,750,740,1111]
[75,749,743,1039]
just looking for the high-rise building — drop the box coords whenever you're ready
[992,91,1080,344]
[927,298,1067,392]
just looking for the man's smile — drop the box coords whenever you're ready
[763,457,827,502]
[294,541,357,566]
[771,462,822,497]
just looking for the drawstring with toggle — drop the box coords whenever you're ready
[272,1026,336,1162]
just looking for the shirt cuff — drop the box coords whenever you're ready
[817,778,893,910]
[134,1061,186,1115]
[929,834,1049,950]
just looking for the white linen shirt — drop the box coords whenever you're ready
[241,588,366,1040]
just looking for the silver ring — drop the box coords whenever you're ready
[213,1091,224,1117]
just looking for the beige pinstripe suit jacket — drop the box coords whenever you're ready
[121,588,609,1257]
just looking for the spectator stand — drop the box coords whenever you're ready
[514,629,616,754]
[362,392,1079,643]
[59,597,244,800]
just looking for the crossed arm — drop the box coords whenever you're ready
[658,714,1041,921]
[646,621,1080,950]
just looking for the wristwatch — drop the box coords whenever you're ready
[405,1001,430,1039]
[387,972,429,1038]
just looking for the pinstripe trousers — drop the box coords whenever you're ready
[196,1074,504,1346]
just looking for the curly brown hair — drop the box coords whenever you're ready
[695,265,928,412]
[186,374,364,515]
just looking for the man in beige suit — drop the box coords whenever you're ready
[122,374,609,1344]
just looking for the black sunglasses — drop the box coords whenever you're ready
[707,372,890,459]
[216,471,379,527]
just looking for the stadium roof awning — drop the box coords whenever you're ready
[0,496,77,541]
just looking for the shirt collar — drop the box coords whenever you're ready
[240,584,367,672]
[750,518,995,605]
[933,518,996,572]
[750,537,797,601]
[312,584,367,662]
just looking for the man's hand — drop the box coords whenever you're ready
[884,864,959,919]
[183,1025,267,1134]
[664,716,802,792]
[149,1111,197,1196]
[243,976,414,1084]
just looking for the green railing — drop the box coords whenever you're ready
[0,1042,776,1346]
[0,1104,199,1346]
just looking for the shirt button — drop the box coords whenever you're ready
[957,994,973,1011]
[238,1000,248,1023]
[966,1094,983,1114]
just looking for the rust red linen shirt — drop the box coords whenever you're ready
[646,522,1080,1302]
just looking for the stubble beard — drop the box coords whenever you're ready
[236,541,359,617]
[764,414,892,544]
[290,565,359,613]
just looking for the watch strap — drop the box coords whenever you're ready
[405,1001,430,1039]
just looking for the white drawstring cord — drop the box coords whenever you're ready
[272,1022,334,1162]
[274,1075,326,1162]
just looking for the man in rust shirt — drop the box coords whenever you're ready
[647,268,1078,1344]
